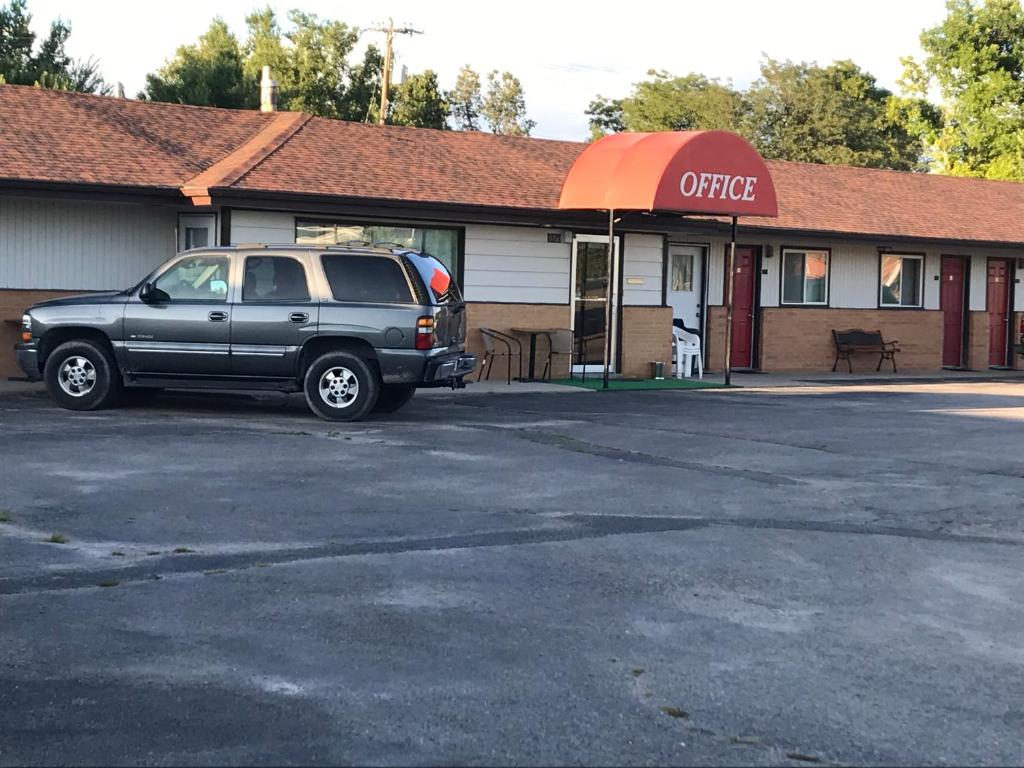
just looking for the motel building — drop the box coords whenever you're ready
[0,84,1022,381]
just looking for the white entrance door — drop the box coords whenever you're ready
[667,244,705,332]
[571,234,620,374]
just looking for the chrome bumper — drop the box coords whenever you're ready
[429,353,477,381]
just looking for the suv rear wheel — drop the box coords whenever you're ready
[43,339,122,411]
[372,383,417,414]
[303,351,379,421]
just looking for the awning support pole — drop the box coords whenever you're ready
[603,208,615,389]
[723,215,738,388]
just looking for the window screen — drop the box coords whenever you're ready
[321,254,414,303]
[243,257,310,302]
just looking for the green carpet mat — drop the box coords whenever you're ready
[546,377,732,391]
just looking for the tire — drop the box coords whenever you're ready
[372,383,416,414]
[43,339,122,411]
[303,351,379,422]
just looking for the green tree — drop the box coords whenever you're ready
[583,96,625,139]
[390,69,448,128]
[281,10,378,120]
[141,19,249,107]
[481,70,534,136]
[0,0,107,92]
[243,6,290,93]
[448,65,483,130]
[741,58,930,170]
[143,8,382,119]
[585,60,935,170]
[586,71,741,138]
[907,0,1024,180]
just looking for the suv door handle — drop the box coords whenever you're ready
[208,311,229,322]
[289,312,309,323]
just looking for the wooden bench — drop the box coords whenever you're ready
[831,329,900,373]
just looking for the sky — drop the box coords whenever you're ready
[27,0,949,141]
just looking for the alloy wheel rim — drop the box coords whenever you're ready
[318,366,359,408]
[58,356,97,397]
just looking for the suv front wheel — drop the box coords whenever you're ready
[43,339,122,411]
[303,351,379,421]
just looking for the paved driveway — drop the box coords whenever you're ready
[2,381,1023,766]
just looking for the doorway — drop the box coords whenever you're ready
[667,244,706,334]
[940,256,968,368]
[571,235,620,374]
[987,258,1012,367]
[727,246,758,369]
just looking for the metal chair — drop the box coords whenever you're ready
[541,329,574,380]
[672,326,703,379]
[477,328,522,384]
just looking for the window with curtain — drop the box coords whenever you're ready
[295,220,461,281]
[880,254,923,307]
[781,249,829,305]
[671,252,694,291]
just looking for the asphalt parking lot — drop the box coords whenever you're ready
[2,379,1024,766]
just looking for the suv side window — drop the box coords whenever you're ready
[242,256,311,302]
[321,254,413,304]
[154,255,230,302]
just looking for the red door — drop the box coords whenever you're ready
[940,256,966,367]
[728,247,757,368]
[987,259,1011,367]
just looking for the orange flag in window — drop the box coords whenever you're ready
[430,268,451,296]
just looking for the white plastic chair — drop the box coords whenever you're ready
[672,326,703,379]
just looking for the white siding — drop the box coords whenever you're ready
[705,235,1020,311]
[760,245,781,307]
[1017,258,1024,311]
[705,237,728,305]
[622,233,664,306]
[230,210,296,245]
[463,224,570,303]
[0,197,177,290]
[828,243,880,308]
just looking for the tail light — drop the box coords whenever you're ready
[415,315,435,350]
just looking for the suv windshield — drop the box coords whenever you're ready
[403,253,462,306]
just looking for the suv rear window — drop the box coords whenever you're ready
[321,254,413,304]
[402,253,462,305]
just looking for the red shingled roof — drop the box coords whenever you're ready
[2,84,1024,245]
[0,84,273,188]
[233,116,582,210]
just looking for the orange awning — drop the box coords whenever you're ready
[557,130,778,218]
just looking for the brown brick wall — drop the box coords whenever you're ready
[620,306,673,378]
[0,289,80,378]
[761,308,943,371]
[705,306,945,372]
[967,311,989,371]
[1017,312,1024,370]
[465,302,673,381]
[465,302,572,381]
[705,307,727,372]
[967,310,1024,370]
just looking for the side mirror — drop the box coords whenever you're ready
[139,282,170,303]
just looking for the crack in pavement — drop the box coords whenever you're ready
[3,513,1021,597]
[490,429,802,486]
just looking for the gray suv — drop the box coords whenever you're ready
[15,244,475,421]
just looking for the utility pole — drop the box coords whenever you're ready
[370,18,423,125]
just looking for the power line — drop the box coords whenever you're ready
[369,18,423,125]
